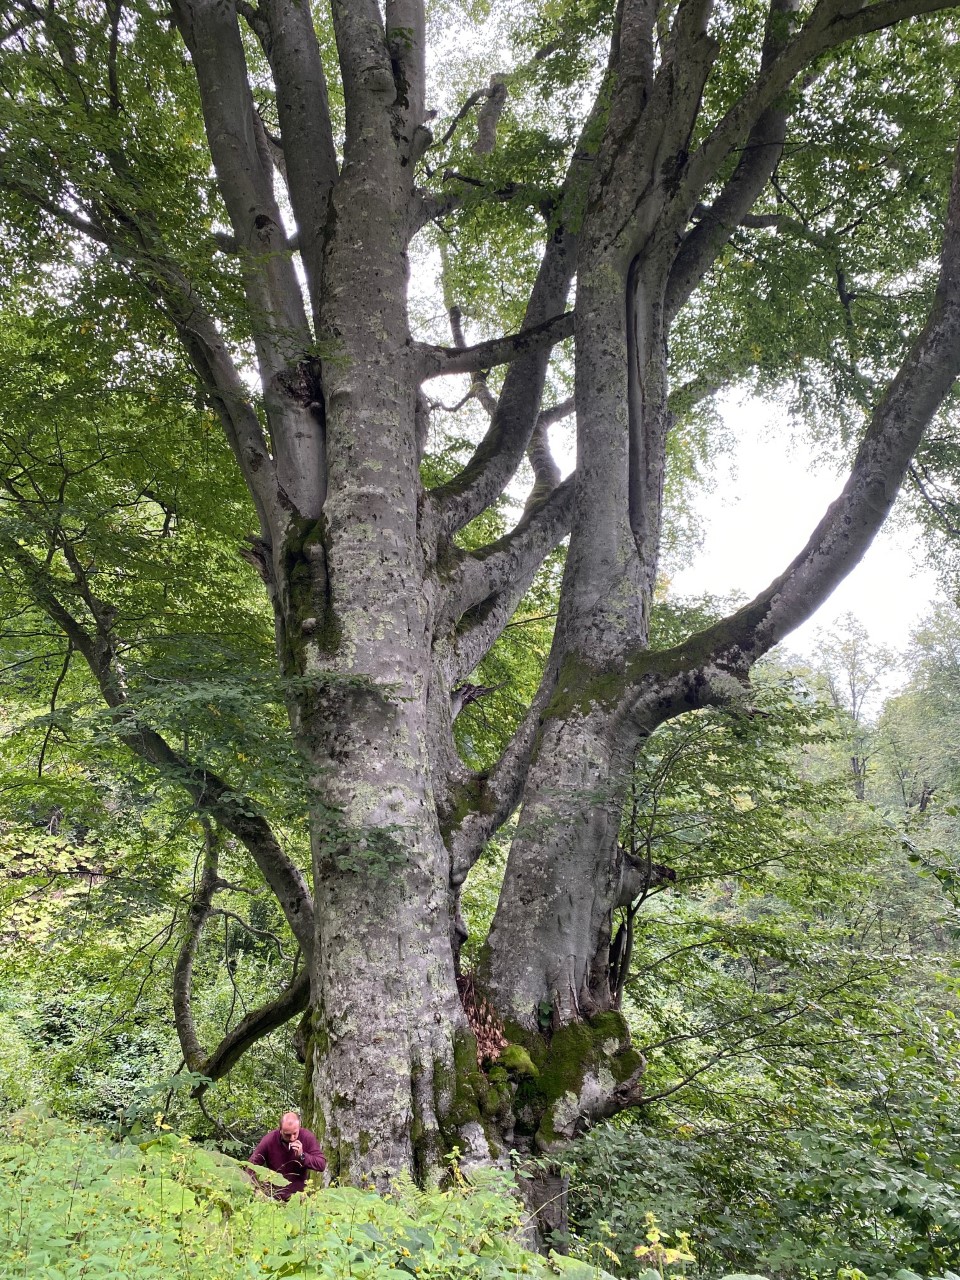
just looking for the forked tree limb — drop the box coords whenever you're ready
[251,0,340,309]
[446,118,960,879]
[675,0,960,234]
[170,0,324,524]
[437,300,566,504]
[6,534,315,1081]
[437,476,575,633]
[425,54,621,541]
[442,676,559,883]
[665,0,800,324]
[169,0,312,368]
[426,248,578,541]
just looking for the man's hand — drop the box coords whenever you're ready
[289,1139,304,1159]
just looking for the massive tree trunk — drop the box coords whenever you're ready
[5,0,960,1195]
[263,41,482,1178]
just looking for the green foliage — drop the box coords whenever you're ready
[673,18,960,441]
[0,1113,604,1280]
[0,777,303,1139]
[2,0,960,1231]
[556,621,960,1280]
[569,1006,960,1280]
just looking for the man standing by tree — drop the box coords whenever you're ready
[249,1112,326,1201]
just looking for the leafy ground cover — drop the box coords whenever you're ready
[0,1112,588,1280]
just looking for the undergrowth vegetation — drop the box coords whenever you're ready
[0,1112,597,1280]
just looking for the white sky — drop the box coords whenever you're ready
[669,393,942,662]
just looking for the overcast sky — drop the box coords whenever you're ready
[669,393,941,661]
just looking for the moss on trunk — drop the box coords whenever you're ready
[499,1010,643,1153]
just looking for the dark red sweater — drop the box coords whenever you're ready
[249,1128,326,1200]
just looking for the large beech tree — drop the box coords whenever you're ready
[3,0,960,1191]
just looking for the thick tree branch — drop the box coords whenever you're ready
[425,51,661,584]
[413,178,554,234]
[254,0,340,314]
[386,0,427,147]
[624,126,960,731]
[823,0,960,40]
[413,188,461,230]
[330,0,395,144]
[667,374,724,416]
[426,248,576,541]
[172,809,311,1088]
[677,0,960,231]
[538,396,575,428]
[151,269,282,541]
[736,209,835,248]
[434,302,566,531]
[430,490,572,855]
[425,67,619,539]
[119,723,316,960]
[170,0,323,522]
[438,477,575,638]
[450,580,546,687]
[584,0,716,269]
[665,0,800,323]
[524,418,562,511]
[443,303,567,503]
[611,0,657,112]
[418,310,575,380]
[194,968,310,1087]
[443,676,559,884]
[173,821,222,1071]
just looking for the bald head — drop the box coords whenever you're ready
[280,1112,301,1142]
